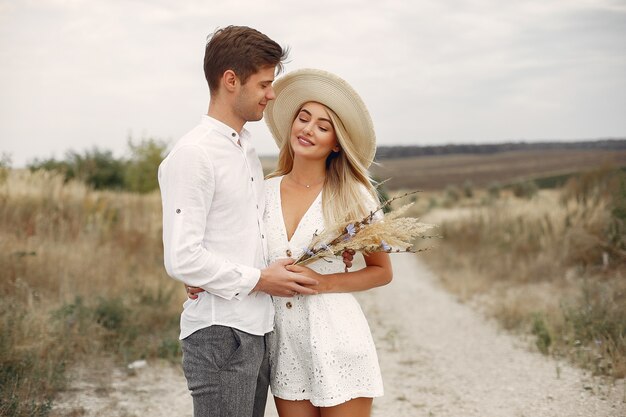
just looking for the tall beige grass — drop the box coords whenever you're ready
[1,170,183,416]
[420,167,626,378]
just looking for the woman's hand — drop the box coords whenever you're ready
[342,249,355,271]
[285,264,331,293]
[185,285,205,299]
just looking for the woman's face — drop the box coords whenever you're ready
[289,101,339,162]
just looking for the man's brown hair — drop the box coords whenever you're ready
[204,26,288,93]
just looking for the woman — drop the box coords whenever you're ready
[263,68,392,417]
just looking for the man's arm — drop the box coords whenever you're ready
[161,145,319,300]
[185,251,355,299]
[159,145,260,300]
[184,258,321,299]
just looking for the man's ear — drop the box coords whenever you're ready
[222,70,238,93]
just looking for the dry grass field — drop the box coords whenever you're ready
[408,166,626,380]
[0,170,184,416]
[263,149,626,190]
[2,148,625,415]
[374,149,626,190]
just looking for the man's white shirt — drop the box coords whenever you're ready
[158,115,272,339]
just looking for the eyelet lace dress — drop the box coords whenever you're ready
[264,176,384,407]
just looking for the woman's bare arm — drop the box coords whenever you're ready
[285,251,392,293]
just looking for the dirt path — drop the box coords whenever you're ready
[52,256,625,416]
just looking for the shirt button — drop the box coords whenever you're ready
[286,249,292,257]
[176,209,181,214]
[231,132,236,137]
[251,177,254,181]
[261,234,265,239]
[286,302,292,309]
[235,293,239,297]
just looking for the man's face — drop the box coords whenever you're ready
[233,66,276,123]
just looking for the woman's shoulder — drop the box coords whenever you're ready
[264,175,283,184]
[264,175,283,191]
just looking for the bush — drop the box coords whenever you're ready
[531,313,552,354]
[95,297,128,331]
[27,138,169,193]
[462,180,474,198]
[71,148,126,190]
[487,182,501,199]
[511,180,538,199]
[0,153,11,185]
[0,302,67,417]
[563,279,626,376]
[158,338,182,360]
[29,148,125,190]
[26,158,73,181]
[124,137,168,193]
[443,185,461,207]
[562,166,626,264]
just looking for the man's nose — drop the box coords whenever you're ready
[266,87,276,100]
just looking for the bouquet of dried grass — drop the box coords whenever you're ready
[293,191,438,266]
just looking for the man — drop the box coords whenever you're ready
[158,26,319,417]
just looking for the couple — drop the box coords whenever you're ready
[158,26,392,417]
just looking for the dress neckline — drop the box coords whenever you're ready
[277,175,322,244]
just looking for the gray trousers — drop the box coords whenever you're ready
[181,325,269,417]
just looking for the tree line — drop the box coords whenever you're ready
[26,138,167,193]
[374,139,626,160]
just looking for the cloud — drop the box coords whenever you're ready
[0,0,625,166]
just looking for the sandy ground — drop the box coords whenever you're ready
[51,256,625,417]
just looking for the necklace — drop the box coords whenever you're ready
[287,174,325,189]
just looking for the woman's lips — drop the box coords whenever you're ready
[297,136,314,146]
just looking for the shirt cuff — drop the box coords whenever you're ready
[233,266,261,300]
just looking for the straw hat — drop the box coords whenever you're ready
[264,68,376,168]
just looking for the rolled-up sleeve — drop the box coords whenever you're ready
[158,145,260,300]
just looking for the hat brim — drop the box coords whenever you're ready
[264,68,376,168]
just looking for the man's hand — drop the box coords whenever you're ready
[253,258,319,297]
[183,253,352,300]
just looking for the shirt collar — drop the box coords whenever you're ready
[201,115,251,145]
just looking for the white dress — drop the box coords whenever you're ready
[264,176,384,407]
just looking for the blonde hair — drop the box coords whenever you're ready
[267,104,379,229]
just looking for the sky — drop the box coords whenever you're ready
[1,0,625,167]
